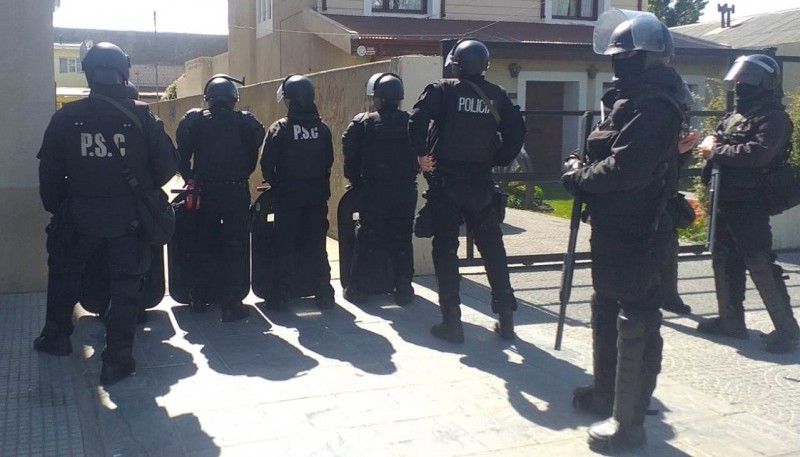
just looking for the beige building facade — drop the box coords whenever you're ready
[0,0,57,292]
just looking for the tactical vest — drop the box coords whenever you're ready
[361,110,417,182]
[436,79,502,163]
[711,107,792,198]
[62,99,150,197]
[193,110,251,181]
[276,117,330,181]
[584,92,684,230]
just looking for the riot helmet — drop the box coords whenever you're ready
[125,82,139,100]
[445,39,490,78]
[276,74,315,110]
[366,72,404,109]
[82,42,130,86]
[724,54,783,97]
[203,74,242,108]
[594,9,673,80]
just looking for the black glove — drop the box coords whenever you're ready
[562,153,583,173]
[561,170,580,196]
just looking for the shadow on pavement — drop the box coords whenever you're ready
[262,297,398,376]
[171,304,319,381]
[76,310,220,456]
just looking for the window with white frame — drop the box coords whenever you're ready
[372,0,427,14]
[59,57,81,74]
[551,0,598,20]
[256,0,273,38]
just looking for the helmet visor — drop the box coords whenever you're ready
[594,9,666,55]
[723,58,775,90]
[365,73,383,97]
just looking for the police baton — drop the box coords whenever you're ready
[554,111,594,350]
[706,163,721,253]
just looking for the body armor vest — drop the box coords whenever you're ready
[193,110,250,181]
[435,79,501,163]
[276,117,330,181]
[361,110,417,182]
[62,99,150,197]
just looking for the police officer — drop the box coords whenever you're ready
[342,73,418,305]
[659,88,698,316]
[696,54,800,353]
[176,74,265,322]
[260,75,336,310]
[561,10,685,452]
[408,39,525,343]
[34,42,178,385]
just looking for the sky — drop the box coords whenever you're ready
[698,0,798,22]
[53,0,800,34]
[53,0,228,35]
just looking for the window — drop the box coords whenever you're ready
[552,0,597,20]
[255,0,273,38]
[59,57,81,74]
[372,0,427,14]
[256,0,271,24]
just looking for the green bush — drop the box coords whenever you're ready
[505,182,553,212]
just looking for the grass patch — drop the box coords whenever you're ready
[506,181,574,219]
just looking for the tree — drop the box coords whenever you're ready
[649,0,708,27]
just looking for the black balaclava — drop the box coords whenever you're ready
[734,82,771,111]
[612,51,647,82]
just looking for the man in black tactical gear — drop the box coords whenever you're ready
[659,86,698,316]
[176,74,265,322]
[35,42,178,385]
[261,75,336,310]
[343,73,419,306]
[561,10,686,452]
[696,54,800,354]
[408,39,525,343]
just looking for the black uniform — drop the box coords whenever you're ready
[37,84,177,368]
[409,76,525,316]
[260,106,335,305]
[701,92,799,346]
[176,106,265,309]
[563,65,684,422]
[343,108,418,297]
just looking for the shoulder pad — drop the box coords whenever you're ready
[183,108,204,121]
[351,112,368,124]
[240,111,264,129]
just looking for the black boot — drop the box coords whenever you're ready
[573,296,617,418]
[697,316,748,339]
[494,311,515,340]
[748,260,800,353]
[221,302,250,322]
[33,335,73,356]
[100,348,136,386]
[587,314,649,453]
[344,286,367,304]
[393,282,415,306]
[431,305,464,343]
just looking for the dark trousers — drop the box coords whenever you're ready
[429,179,514,313]
[350,184,417,292]
[656,227,683,308]
[188,185,250,304]
[43,232,150,359]
[273,202,333,300]
[713,201,798,333]
[589,226,663,410]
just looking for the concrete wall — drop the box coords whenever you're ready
[0,0,55,292]
[153,56,442,273]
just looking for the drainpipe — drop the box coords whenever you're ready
[440,0,446,17]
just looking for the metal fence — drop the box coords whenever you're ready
[460,108,729,268]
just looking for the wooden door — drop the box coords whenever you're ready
[525,81,564,180]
